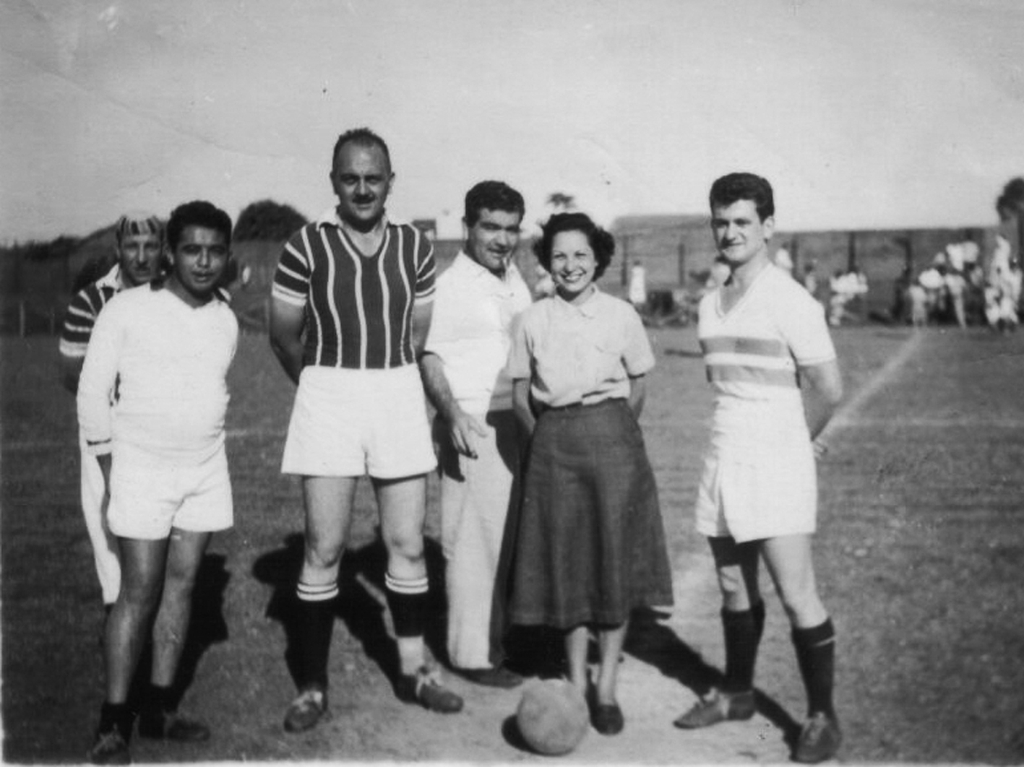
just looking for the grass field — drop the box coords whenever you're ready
[2,325,1023,763]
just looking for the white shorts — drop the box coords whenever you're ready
[108,444,233,540]
[282,365,437,479]
[695,434,817,543]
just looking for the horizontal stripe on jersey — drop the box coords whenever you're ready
[706,364,799,388]
[700,336,788,358]
[60,270,121,357]
[272,218,435,369]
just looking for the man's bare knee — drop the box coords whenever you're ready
[383,530,424,566]
[717,566,755,611]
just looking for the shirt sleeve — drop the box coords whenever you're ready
[76,298,124,455]
[423,274,452,355]
[506,310,534,380]
[776,286,836,367]
[59,287,99,359]
[271,229,312,307]
[621,305,656,376]
[414,231,437,303]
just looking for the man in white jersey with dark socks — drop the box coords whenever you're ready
[81,201,238,764]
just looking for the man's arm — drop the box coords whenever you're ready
[512,378,536,436]
[410,301,433,360]
[60,354,85,394]
[627,374,648,419]
[269,298,306,385]
[419,352,486,458]
[76,308,121,461]
[801,358,843,444]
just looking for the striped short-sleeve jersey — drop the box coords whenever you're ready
[272,210,436,369]
[60,265,124,359]
[698,264,835,411]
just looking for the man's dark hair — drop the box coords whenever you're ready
[533,212,615,281]
[709,172,775,221]
[332,127,391,172]
[464,181,525,227]
[166,200,233,251]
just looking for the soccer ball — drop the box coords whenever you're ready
[515,679,589,756]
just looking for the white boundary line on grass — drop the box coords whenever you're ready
[823,330,924,436]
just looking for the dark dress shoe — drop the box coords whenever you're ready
[591,702,624,735]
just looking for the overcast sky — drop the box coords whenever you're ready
[2,0,1023,242]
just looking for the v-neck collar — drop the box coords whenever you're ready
[715,262,771,319]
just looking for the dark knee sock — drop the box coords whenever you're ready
[143,683,173,715]
[384,572,429,639]
[792,618,836,718]
[99,701,134,740]
[722,600,766,693]
[296,581,338,690]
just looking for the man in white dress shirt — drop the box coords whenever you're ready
[420,180,531,687]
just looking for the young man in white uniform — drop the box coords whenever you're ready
[674,173,844,764]
[420,180,531,687]
[60,213,165,610]
[80,201,238,765]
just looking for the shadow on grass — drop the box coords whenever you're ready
[624,607,801,744]
[169,552,230,710]
[252,532,448,693]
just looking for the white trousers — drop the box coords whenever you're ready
[438,410,519,670]
[80,447,121,605]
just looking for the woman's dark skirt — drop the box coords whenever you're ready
[508,398,674,629]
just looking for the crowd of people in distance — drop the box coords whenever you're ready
[62,128,854,766]
[896,236,1020,331]
[825,268,869,328]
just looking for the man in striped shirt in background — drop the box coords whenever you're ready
[270,127,463,733]
[60,213,165,613]
[675,173,844,764]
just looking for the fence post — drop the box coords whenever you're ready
[19,300,26,338]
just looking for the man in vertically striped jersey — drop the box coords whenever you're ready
[60,213,165,612]
[673,174,844,764]
[270,128,463,733]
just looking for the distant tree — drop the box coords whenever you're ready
[233,200,308,242]
[22,235,80,261]
[546,192,576,213]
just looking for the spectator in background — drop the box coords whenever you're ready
[965,262,987,326]
[801,261,820,301]
[774,246,794,277]
[628,258,648,312]
[892,266,911,324]
[917,264,944,323]
[944,268,967,329]
[989,235,1012,286]
[1003,261,1022,330]
[907,279,928,328]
